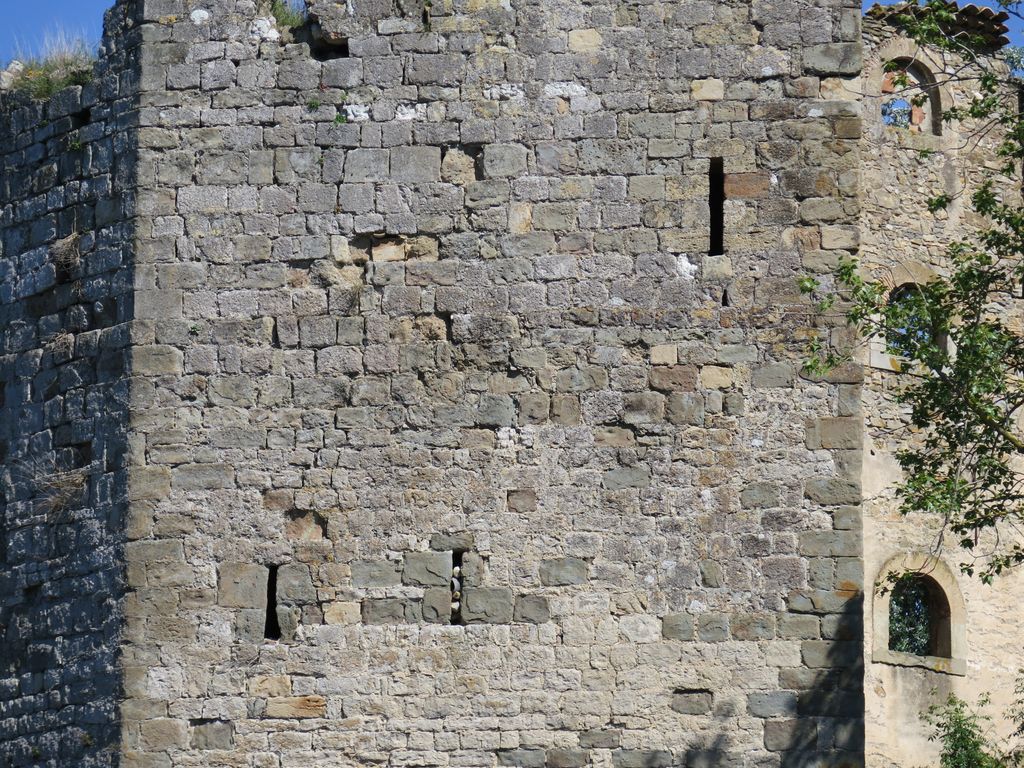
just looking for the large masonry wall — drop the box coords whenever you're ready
[0,2,140,765]
[118,0,867,765]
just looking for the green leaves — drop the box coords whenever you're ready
[803,1,1024,581]
[924,690,1024,767]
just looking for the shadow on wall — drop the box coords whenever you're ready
[0,2,135,766]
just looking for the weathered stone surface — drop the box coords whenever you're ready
[265,696,327,719]
[514,595,550,624]
[670,690,713,715]
[218,564,267,609]
[403,551,452,587]
[539,557,588,586]
[461,588,514,624]
[191,720,233,750]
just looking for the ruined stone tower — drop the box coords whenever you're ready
[0,0,1017,766]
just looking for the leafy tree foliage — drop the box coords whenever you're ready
[802,0,1024,581]
[923,685,1024,767]
[888,575,933,655]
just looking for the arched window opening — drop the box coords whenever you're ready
[888,575,952,658]
[881,60,942,136]
[886,282,943,358]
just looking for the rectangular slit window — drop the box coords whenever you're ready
[450,550,464,625]
[709,157,725,256]
[264,564,281,640]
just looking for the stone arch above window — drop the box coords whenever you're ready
[867,40,954,144]
[881,59,943,136]
[872,552,967,675]
[868,262,949,371]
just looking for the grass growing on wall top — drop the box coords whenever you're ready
[7,29,96,100]
[271,0,307,28]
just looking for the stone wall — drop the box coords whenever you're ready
[858,15,1024,768]
[0,2,140,765]
[117,0,865,766]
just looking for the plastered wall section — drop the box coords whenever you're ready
[859,18,1024,768]
[120,0,866,765]
[0,1,141,766]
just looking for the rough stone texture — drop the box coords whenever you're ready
[0,0,874,765]
[0,2,138,764]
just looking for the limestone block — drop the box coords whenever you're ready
[507,489,537,514]
[277,564,316,603]
[140,718,188,750]
[700,365,733,389]
[670,690,713,715]
[265,696,327,719]
[323,602,361,625]
[666,393,705,426]
[133,345,183,375]
[662,613,695,641]
[423,588,452,624]
[697,614,729,642]
[362,598,419,624]
[649,365,697,391]
[483,144,529,178]
[461,588,513,624]
[390,146,442,183]
[249,675,291,697]
[752,363,794,388]
[218,564,267,609]
[403,551,452,587]
[191,720,233,750]
[612,751,673,768]
[691,78,724,100]
[741,482,781,509]
[602,466,651,490]
[539,557,588,586]
[430,532,475,552]
[803,43,862,76]
[568,29,602,52]
[547,749,590,768]
[650,344,677,365]
[497,750,545,767]
[514,595,550,624]
[351,561,401,587]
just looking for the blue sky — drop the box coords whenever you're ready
[0,1,1021,65]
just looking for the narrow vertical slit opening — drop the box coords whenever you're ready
[264,564,281,640]
[721,288,730,307]
[709,157,725,257]
[450,550,464,625]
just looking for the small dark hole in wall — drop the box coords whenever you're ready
[310,37,349,61]
[264,564,282,640]
[69,108,91,131]
[709,157,725,256]
[721,288,730,307]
